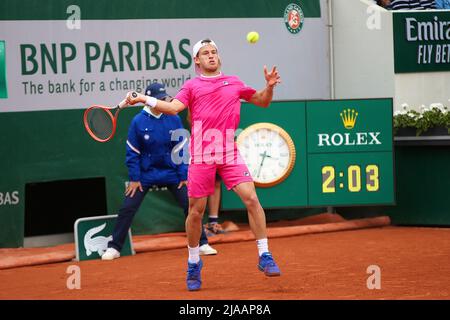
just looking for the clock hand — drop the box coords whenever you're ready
[257,151,268,178]
[261,153,279,160]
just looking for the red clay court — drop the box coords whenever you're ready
[0,220,449,300]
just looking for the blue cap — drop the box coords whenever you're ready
[144,83,169,99]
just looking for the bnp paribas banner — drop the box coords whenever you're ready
[393,11,450,73]
[0,0,329,112]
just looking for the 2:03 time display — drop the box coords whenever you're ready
[322,165,379,193]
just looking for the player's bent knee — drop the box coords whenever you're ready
[188,209,204,222]
[242,193,260,209]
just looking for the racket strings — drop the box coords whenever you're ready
[86,107,114,140]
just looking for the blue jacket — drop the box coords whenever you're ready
[125,108,188,186]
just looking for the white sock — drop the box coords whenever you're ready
[188,245,200,264]
[256,238,269,257]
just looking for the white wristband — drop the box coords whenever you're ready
[145,96,157,108]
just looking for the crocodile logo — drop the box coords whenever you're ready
[84,223,112,257]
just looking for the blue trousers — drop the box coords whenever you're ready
[108,184,209,252]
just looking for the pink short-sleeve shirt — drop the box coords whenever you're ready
[175,74,256,197]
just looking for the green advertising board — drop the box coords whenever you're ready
[393,11,450,73]
[74,215,134,261]
[221,98,394,209]
[307,99,394,206]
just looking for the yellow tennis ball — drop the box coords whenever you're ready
[247,31,259,44]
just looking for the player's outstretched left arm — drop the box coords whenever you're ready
[125,92,186,115]
[249,65,281,108]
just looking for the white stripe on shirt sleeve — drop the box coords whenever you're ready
[127,140,141,154]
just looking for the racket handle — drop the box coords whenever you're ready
[118,92,138,109]
[118,99,128,109]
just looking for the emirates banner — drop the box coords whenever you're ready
[393,11,450,73]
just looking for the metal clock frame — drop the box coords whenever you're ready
[236,122,296,188]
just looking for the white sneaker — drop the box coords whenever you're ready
[199,244,217,256]
[101,247,120,260]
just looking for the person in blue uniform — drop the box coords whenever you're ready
[102,83,217,260]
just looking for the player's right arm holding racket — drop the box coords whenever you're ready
[125,91,187,115]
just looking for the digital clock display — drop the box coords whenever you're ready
[307,152,394,206]
[322,164,379,193]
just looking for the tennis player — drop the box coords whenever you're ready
[125,39,281,291]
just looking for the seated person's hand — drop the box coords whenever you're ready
[126,181,143,198]
[178,180,188,189]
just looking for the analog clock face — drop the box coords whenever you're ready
[237,123,296,187]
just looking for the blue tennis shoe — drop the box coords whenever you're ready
[258,252,281,276]
[186,259,203,291]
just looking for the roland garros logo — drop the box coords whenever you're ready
[284,3,304,34]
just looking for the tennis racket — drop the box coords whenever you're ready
[83,92,137,142]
